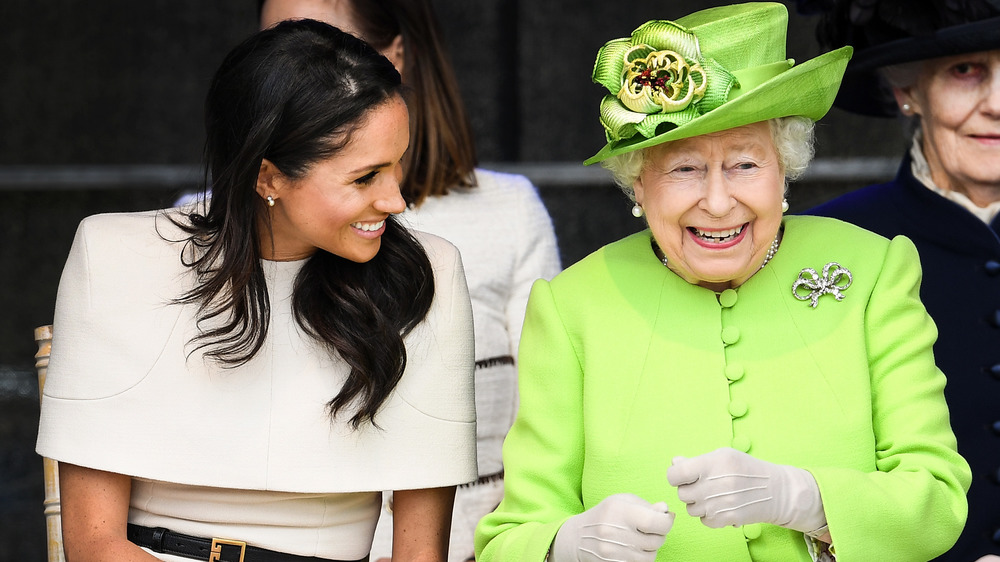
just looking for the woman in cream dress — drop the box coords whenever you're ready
[37,19,476,562]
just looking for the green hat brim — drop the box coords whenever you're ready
[584,45,853,165]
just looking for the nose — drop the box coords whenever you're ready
[700,170,736,217]
[375,163,407,214]
[984,63,1000,116]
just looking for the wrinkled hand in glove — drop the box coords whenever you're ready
[550,493,675,562]
[666,447,827,535]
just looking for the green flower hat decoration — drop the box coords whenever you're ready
[594,20,734,144]
[585,3,853,165]
[617,44,708,114]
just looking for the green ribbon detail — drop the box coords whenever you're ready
[591,20,737,143]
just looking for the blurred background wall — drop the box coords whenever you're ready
[0,1,909,559]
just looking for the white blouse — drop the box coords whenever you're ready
[373,169,561,561]
[398,169,561,476]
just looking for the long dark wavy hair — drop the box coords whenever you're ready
[173,19,435,429]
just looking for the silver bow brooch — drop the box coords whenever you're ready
[792,262,853,308]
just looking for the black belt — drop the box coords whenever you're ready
[127,524,369,562]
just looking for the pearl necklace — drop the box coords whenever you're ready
[657,233,782,270]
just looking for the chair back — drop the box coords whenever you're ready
[35,324,66,562]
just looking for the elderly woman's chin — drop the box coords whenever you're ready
[651,217,785,291]
[652,216,784,290]
[664,241,775,291]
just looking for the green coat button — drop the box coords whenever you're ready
[729,400,748,418]
[721,326,740,344]
[719,289,738,308]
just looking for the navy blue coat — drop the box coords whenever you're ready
[808,154,1000,560]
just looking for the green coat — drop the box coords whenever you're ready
[475,216,970,561]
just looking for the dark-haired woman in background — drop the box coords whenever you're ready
[258,2,562,561]
[36,19,475,562]
[801,1,1000,558]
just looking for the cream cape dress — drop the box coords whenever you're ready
[36,209,477,560]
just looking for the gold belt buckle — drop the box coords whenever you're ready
[209,537,247,562]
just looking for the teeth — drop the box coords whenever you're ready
[692,225,744,242]
[352,220,385,232]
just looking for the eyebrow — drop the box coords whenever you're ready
[723,139,770,153]
[347,161,393,176]
[665,142,769,160]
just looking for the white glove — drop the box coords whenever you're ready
[550,493,674,562]
[666,448,827,535]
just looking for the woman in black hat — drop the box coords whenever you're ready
[802,1,1000,559]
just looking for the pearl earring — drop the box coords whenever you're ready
[632,204,644,218]
[901,103,912,113]
[267,195,275,207]
[782,198,789,213]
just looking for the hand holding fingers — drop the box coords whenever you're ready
[667,448,826,534]
[551,493,674,562]
[668,449,771,527]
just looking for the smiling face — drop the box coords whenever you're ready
[633,121,785,291]
[256,95,409,262]
[894,50,1000,204]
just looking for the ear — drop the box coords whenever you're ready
[632,176,645,207]
[384,34,405,77]
[892,86,920,116]
[256,158,285,202]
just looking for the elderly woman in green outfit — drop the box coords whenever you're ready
[475,3,970,562]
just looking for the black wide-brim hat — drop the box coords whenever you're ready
[807,0,1000,117]
[843,17,1000,116]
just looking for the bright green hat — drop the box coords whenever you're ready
[584,2,853,165]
